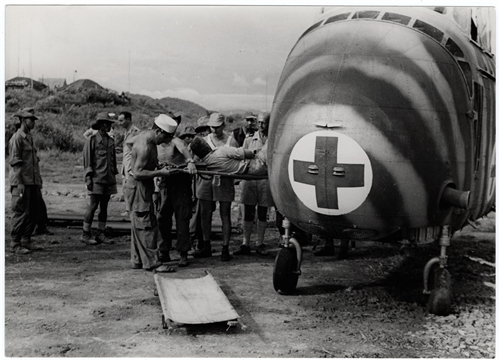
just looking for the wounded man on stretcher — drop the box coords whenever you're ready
[188,136,268,176]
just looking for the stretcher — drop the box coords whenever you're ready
[184,168,268,180]
[154,271,245,331]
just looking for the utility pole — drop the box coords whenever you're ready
[128,49,131,93]
[265,73,268,111]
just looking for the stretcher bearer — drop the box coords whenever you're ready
[126,114,196,272]
[234,112,273,256]
[8,108,44,254]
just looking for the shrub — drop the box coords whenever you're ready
[37,95,65,114]
[85,89,129,106]
[34,120,83,153]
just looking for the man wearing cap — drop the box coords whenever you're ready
[234,112,274,256]
[231,112,257,237]
[189,117,211,249]
[118,111,141,217]
[8,107,44,254]
[195,116,210,138]
[232,112,257,147]
[10,110,53,237]
[194,112,239,262]
[81,112,119,245]
[126,114,196,272]
[156,124,197,267]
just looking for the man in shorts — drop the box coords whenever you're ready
[192,113,239,261]
[81,112,119,245]
[234,112,273,256]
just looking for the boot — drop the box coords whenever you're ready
[338,239,349,259]
[221,246,231,262]
[80,231,97,245]
[95,230,114,244]
[178,252,189,267]
[234,221,253,255]
[255,221,268,255]
[193,241,212,258]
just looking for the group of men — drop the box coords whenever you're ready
[8,107,347,272]
[79,109,275,271]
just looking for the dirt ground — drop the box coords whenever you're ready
[3,177,496,358]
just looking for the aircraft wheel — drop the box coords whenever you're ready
[427,267,452,316]
[273,247,299,295]
[162,315,168,329]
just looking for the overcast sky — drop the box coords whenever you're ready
[5,5,321,111]
[4,2,497,112]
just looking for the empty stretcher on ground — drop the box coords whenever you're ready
[154,271,243,330]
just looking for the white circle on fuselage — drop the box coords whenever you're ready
[288,131,372,216]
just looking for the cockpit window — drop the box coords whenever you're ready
[381,12,411,25]
[413,20,444,42]
[445,38,464,57]
[352,11,380,19]
[457,60,472,97]
[298,20,323,40]
[324,13,350,25]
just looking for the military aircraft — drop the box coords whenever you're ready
[268,6,495,316]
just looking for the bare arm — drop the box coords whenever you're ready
[172,137,197,174]
[132,140,178,180]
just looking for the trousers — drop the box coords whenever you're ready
[157,173,192,255]
[10,185,41,248]
[126,177,162,269]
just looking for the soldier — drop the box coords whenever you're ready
[8,108,44,254]
[118,111,141,217]
[232,112,257,147]
[81,112,118,245]
[156,124,197,267]
[234,112,273,256]
[193,113,239,262]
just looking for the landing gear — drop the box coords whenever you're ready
[427,267,452,315]
[423,225,452,316]
[273,247,299,294]
[273,217,302,295]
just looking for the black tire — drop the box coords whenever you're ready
[273,247,299,295]
[427,267,452,316]
[162,315,168,329]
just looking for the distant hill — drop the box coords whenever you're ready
[5,76,215,146]
[65,79,105,91]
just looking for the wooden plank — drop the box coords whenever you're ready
[49,213,131,223]
[154,272,239,325]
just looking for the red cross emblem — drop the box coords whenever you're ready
[288,131,372,216]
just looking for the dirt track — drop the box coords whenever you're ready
[4,181,496,358]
